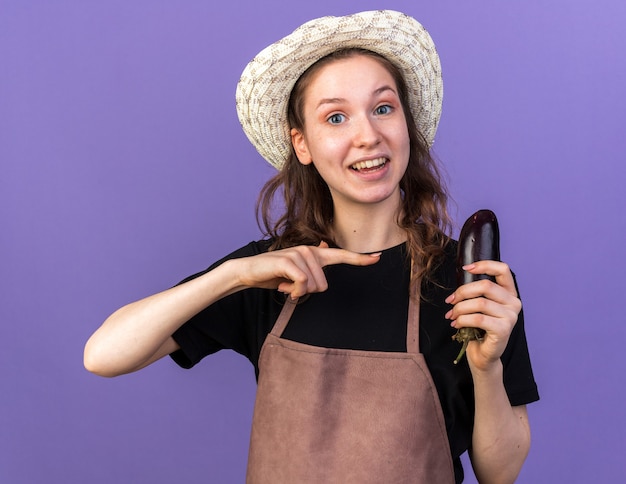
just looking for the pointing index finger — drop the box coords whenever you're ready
[317,247,381,268]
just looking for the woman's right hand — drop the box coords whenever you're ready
[84,242,379,377]
[235,242,381,298]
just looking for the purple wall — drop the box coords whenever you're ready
[2,1,625,482]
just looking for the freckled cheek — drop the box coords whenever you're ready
[308,134,349,162]
[394,132,411,163]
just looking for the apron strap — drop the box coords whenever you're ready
[406,258,420,354]
[406,295,420,354]
[270,296,299,337]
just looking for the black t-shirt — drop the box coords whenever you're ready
[171,240,539,483]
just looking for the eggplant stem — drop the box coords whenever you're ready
[452,328,485,364]
[453,339,469,365]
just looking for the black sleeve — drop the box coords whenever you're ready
[169,240,278,373]
[501,304,540,406]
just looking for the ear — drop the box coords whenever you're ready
[290,128,313,165]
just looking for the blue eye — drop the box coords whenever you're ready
[375,105,392,115]
[328,113,345,124]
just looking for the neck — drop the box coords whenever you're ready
[331,198,407,253]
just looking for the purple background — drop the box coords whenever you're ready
[2,0,625,482]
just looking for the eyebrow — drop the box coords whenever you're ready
[315,85,398,109]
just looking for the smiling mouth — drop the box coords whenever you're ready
[350,157,388,171]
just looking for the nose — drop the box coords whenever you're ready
[353,115,381,148]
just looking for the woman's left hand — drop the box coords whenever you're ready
[445,260,522,373]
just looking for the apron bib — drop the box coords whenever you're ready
[246,294,455,483]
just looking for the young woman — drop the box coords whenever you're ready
[84,10,538,483]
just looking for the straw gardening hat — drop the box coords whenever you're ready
[235,10,443,170]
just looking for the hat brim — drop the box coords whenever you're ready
[235,10,443,169]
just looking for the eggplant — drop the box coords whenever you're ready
[452,209,500,364]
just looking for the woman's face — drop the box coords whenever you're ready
[290,54,411,213]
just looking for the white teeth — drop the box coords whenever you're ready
[351,157,387,171]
